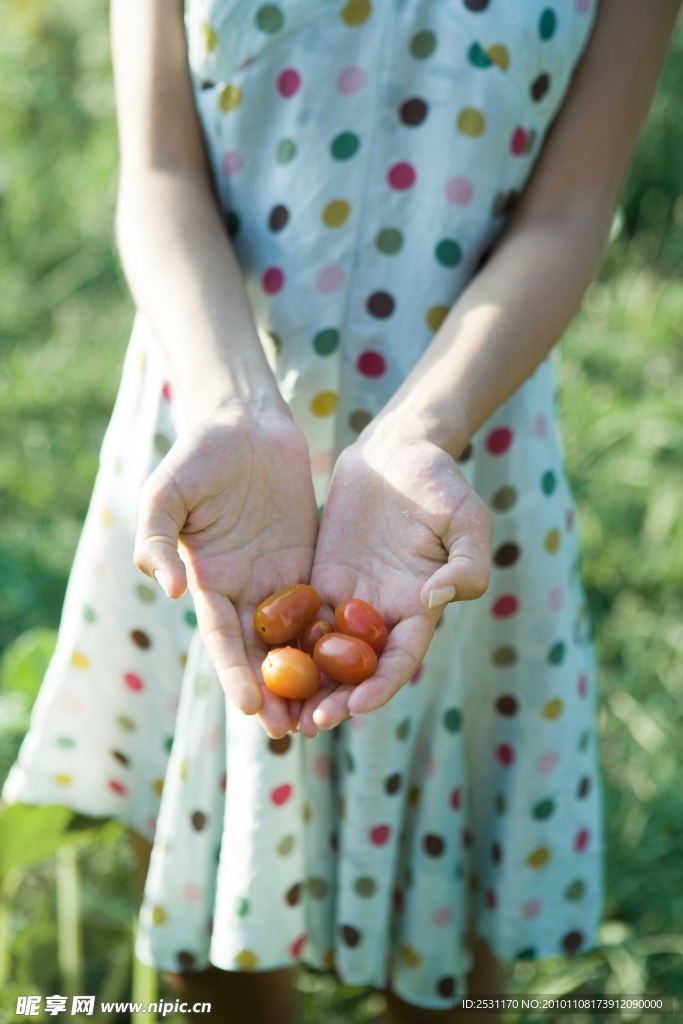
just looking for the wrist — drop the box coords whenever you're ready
[358,402,471,460]
[179,361,291,429]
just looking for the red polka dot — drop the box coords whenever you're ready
[387,162,416,190]
[162,381,174,401]
[449,787,461,810]
[277,68,301,97]
[369,824,391,845]
[206,726,221,751]
[219,772,227,791]
[485,889,497,910]
[485,427,513,455]
[496,743,515,766]
[357,350,386,377]
[522,897,542,920]
[123,672,144,692]
[262,267,284,294]
[410,665,424,684]
[271,783,293,806]
[491,595,520,618]
[289,934,307,958]
[510,127,527,155]
[574,828,590,852]
[578,675,588,698]
[108,779,127,796]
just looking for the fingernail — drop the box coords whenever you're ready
[428,584,456,610]
[154,571,170,597]
[348,710,366,718]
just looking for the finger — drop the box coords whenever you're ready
[420,501,493,609]
[297,681,344,736]
[255,685,295,739]
[310,684,354,731]
[192,587,262,716]
[287,699,303,733]
[346,615,433,717]
[134,470,188,599]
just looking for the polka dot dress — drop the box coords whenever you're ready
[4,0,603,1009]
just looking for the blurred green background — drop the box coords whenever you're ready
[1,0,682,1021]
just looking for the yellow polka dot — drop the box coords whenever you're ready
[218,84,242,113]
[100,506,113,527]
[136,351,147,371]
[487,44,510,71]
[400,945,422,968]
[469,872,480,892]
[338,796,346,819]
[202,23,218,51]
[54,773,72,786]
[302,801,313,822]
[234,949,258,970]
[408,785,420,807]
[425,305,449,332]
[71,651,90,669]
[341,0,371,25]
[457,107,486,138]
[544,529,561,554]
[179,759,188,781]
[322,199,351,227]
[152,906,167,926]
[179,653,188,668]
[527,846,551,869]
[311,391,338,417]
[152,778,164,796]
[322,948,336,970]
[543,698,564,720]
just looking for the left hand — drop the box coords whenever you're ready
[297,431,494,735]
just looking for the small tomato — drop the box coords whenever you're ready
[335,598,387,650]
[261,647,321,700]
[299,619,335,654]
[312,633,377,685]
[254,584,321,645]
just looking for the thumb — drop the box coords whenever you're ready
[420,497,493,610]
[134,469,188,599]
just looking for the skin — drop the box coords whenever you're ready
[113,0,680,1019]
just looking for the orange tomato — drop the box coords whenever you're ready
[335,599,387,650]
[254,584,321,645]
[312,633,377,685]
[299,619,335,654]
[261,647,321,700]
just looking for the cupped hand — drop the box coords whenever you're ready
[297,434,493,735]
[133,408,319,738]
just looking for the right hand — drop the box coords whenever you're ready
[133,408,319,738]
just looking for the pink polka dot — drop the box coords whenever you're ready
[124,672,144,693]
[219,772,227,792]
[510,127,528,156]
[183,884,203,904]
[290,934,307,958]
[262,266,284,295]
[314,754,331,780]
[206,726,221,751]
[533,413,547,438]
[491,595,520,618]
[316,264,346,294]
[369,824,391,845]
[357,350,386,377]
[337,64,366,94]
[108,779,127,796]
[92,559,106,578]
[433,906,452,927]
[521,898,542,920]
[410,665,425,685]
[548,587,564,613]
[578,674,588,698]
[271,783,293,806]
[59,697,83,713]
[537,752,559,775]
[426,754,436,778]
[222,150,243,177]
[162,381,174,402]
[387,161,416,190]
[351,715,366,730]
[485,889,497,910]
[449,787,461,810]
[277,68,301,98]
[566,509,575,531]
[446,176,473,206]
[576,0,591,11]
[496,743,515,766]
[311,449,334,476]
[145,816,157,834]
[237,57,255,71]
[574,828,590,852]
[486,426,513,455]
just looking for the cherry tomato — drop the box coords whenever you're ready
[312,633,377,685]
[299,619,335,655]
[254,584,321,645]
[261,647,321,700]
[335,599,387,650]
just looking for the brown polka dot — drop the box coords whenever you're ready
[349,410,373,433]
[308,878,328,899]
[268,735,292,755]
[177,951,196,970]
[191,811,207,831]
[423,834,445,857]
[491,486,517,512]
[339,924,361,947]
[495,695,519,716]
[131,629,151,649]
[494,542,520,567]
[338,795,346,819]
[577,776,591,798]
[408,785,420,807]
[562,930,584,953]
[436,976,456,998]
[385,772,402,795]
[354,876,376,898]
[268,204,289,231]
[111,750,130,767]
[492,646,518,667]
[286,882,302,906]
[531,73,551,101]
[367,291,395,318]
[458,442,473,462]
[400,97,428,126]
[491,842,503,864]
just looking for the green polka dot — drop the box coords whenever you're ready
[313,329,339,355]
[410,29,437,59]
[154,433,172,456]
[353,876,376,898]
[345,751,355,773]
[539,8,557,40]
[396,718,410,741]
[579,729,591,751]
[349,410,373,433]
[517,947,537,960]
[226,210,240,237]
[56,736,75,749]
[443,708,462,733]
[235,896,250,916]
[548,641,565,666]
[565,879,586,902]
[435,239,462,267]
[495,793,507,814]
[468,42,493,68]
[376,228,403,254]
[330,131,360,160]
[541,469,557,495]
[194,673,210,696]
[164,736,173,753]
[276,138,296,164]
[255,4,284,32]
[532,798,555,820]
[83,605,96,623]
[184,610,198,628]
[277,834,295,856]
[136,584,155,604]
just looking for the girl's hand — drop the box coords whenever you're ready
[133,409,319,738]
[298,432,493,735]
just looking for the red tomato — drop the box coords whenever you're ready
[312,633,377,685]
[261,647,321,700]
[254,585,321,645]
[335,599,387,650]
[299,619,335,655]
